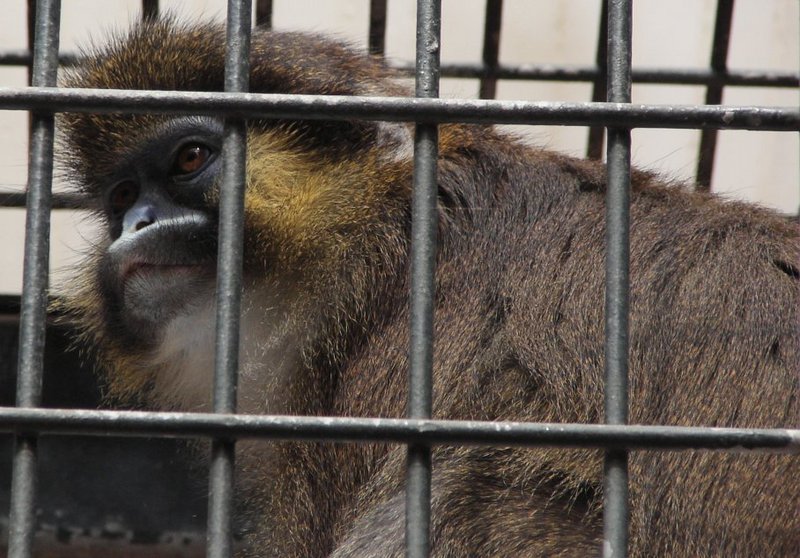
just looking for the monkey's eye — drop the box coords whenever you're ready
[171,143,212,177]
[108,180,139,218]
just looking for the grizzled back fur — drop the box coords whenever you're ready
[59,19,799,558]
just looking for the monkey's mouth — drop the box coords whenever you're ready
[107,258,215,343]
[118,257,214,295]
[103,218,218,340]
[113,260,215,342]
[122,261,208,283]
[117,255,215,294]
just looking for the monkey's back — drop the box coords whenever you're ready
[57,20,799,557]
[328,129,800,556]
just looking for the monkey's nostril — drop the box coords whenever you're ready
[135,218,153,231]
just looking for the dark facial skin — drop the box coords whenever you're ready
[97,117,222,346]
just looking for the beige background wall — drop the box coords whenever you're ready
[0,0,797,294]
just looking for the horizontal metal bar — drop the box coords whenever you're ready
[3,188,798,215]
[407,63,799,88]
[0,51,78,66]
[0,191,84,209]
[0,52,795,89]
[0,407,797,453]
[0,87,797,130]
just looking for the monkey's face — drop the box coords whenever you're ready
[94,116,222,346]
[57,20,415,405]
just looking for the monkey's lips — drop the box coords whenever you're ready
[121,261,208,282]
[119,258,214,297]
[113,258,216,338]
[104,216,218,339]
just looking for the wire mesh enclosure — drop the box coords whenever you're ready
[0,1,798,557]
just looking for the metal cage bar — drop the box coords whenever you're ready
[7,2,60,557]
[369,0,388,56]
[0,408,797,452]
[25,0,35,86]
[406,2,441,556]
[603,0,633,556]
[398,62,799,88]
[142,0,158,20]
[1,89,795,129]
[696,0,735,191]
[0,191,82,209]
[478,0,503,99]
[206,2,252,557]
[1,55,796,89]
[255,0,273,29]
[587,0,609,159]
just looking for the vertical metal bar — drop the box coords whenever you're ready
[206,1,251,557]
[695,0,734,190]
[26,0,36,86]
[478,0,503,99]
[141,0,158,20]
[8,1,60,557]
[406,1,441,557]
[587,0,609,159]
[255,0,273,28]
[603,0,631,557]
[368,0,388,56]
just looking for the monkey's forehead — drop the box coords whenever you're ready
[62,19,396,94]
[58,18,407,186]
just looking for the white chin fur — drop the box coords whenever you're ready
[144,285,301,414]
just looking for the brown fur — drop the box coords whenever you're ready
[58,19,799,557]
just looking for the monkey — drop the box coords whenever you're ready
[56,18,799,558]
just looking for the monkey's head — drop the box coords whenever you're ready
[58,19,417,408]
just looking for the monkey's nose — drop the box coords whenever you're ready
[123,204,157,234]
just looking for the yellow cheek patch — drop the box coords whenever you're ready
[241,131,404,266]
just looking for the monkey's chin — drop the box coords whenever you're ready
[120,265,215,343]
